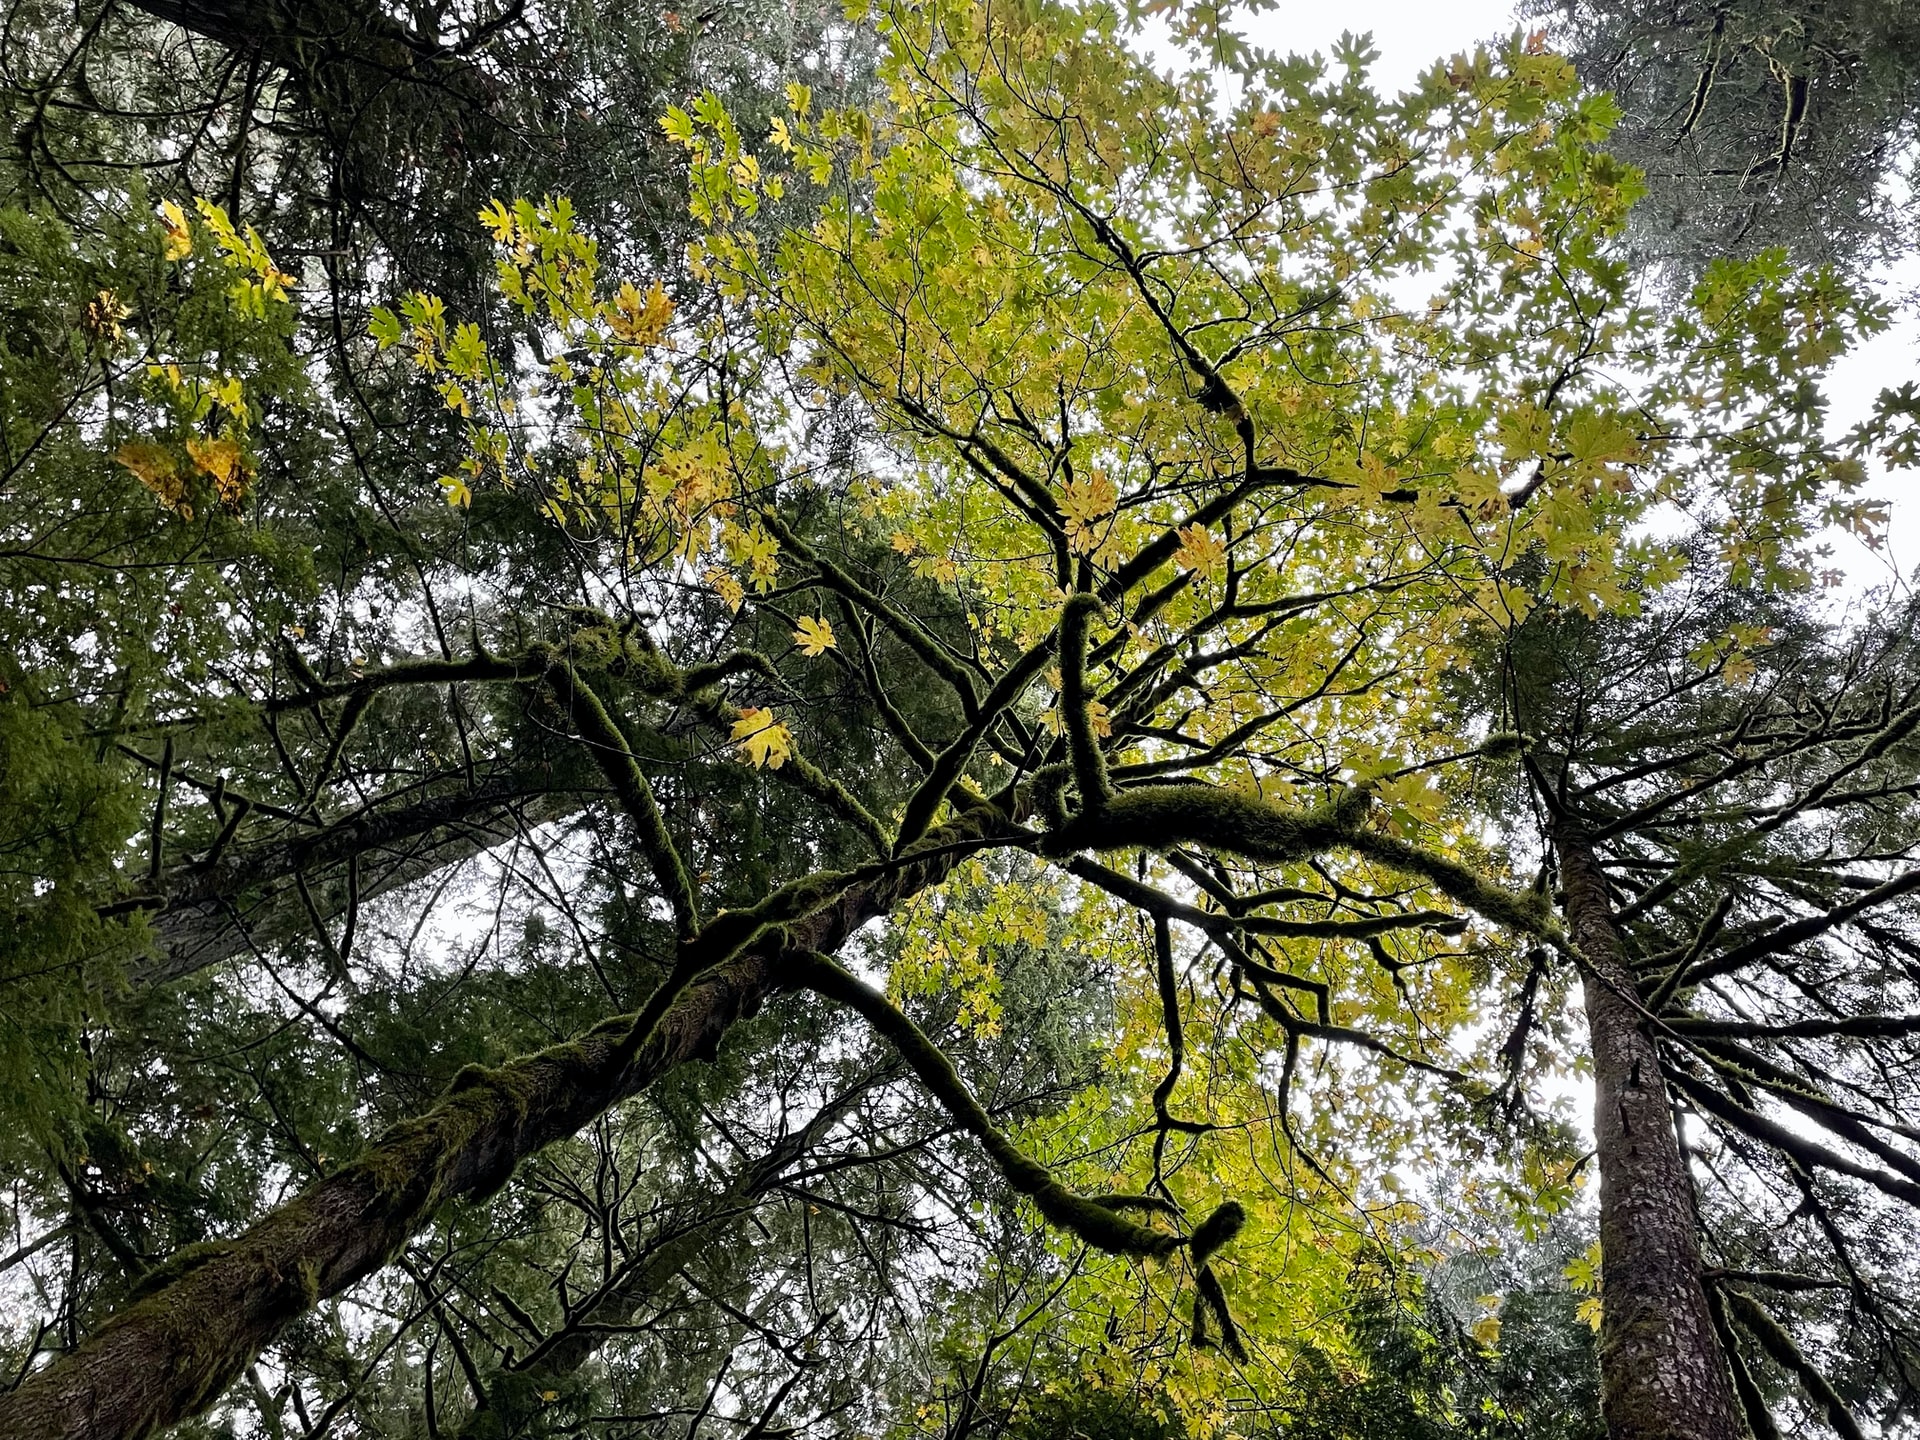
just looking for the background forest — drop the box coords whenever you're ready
[0,1,1917,1438]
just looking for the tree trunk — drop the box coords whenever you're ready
[141,775,590,985]
[0,806,1004,1440]
[1555,822,1742,1440]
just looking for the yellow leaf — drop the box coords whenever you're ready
[439,474,473,508]
[703,567,746,613]
[1059,470,1118,554]
[889,530,918,554]
[479,198,516,244]
[84,289,130,344]
[731,708,792,769]
[792,615,836,656]
[158,200,192,260]
[185,435,249,504]
[115,441,172,487]
[607,280,674,345]
[1470,1314,1501,1348]
[1172,523,1226,575]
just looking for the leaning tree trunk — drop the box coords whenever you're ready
[1555,822,1742,1440]
[0,805,1006,1440]
[141,774,591,985]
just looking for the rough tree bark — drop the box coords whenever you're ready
[1556,821,1743,1440]
[0,804,1004,1440]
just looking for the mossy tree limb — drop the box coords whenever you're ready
[1057,592,1112,810]
[1723,1288,1866,1440]
[542,656,699,941]
[795,948,1250,1354]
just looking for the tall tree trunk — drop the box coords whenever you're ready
[0,805,1004,1440]
[141,775,590,985]
[1555,822,1742,1440]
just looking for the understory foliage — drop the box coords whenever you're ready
[0,0,1915,1437]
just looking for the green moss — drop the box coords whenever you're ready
[1188,1199,1246,1268]
[1069,783,1363,863]
[1059,593,1112,807]
[1481,730,1533,760]
[1351,831,1560,939]
[126,1239,236,1302]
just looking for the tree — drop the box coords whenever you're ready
[1486,566,1920,1438]
[0,0,1892,1436]
[1532,0,1920,281]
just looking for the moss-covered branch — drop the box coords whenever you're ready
[1343,829,1560,939]
[796,949,1188,1257]
[797,944,1249,1351]
[543,656,700,940]
[1724,1288,1866,1440]
[1058,592,1111,809]
[1046,782,1370,866]
[896,635,1057,846]
[758,509,983,715]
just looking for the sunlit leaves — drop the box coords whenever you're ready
[103,200,291,519]
[158,199,192,261]
[608,280,674,345]
[114,441,187,517]
[184,436,248,508]
[1172,524,1226,575]
[371,198,774,571]
[1059,471,1118,556]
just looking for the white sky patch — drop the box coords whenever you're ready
[1241,0,1525,96]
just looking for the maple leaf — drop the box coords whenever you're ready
[792,616,836,656]
[186,436,248,505]
[912,553,959,584]
[731,708,792,769]
[116,440,191,516]
[703,567,745,613]
[158,200,192,261]
[478,198,516,244]
[439,474,473,508]
[83,289,130,345]
[1059,471,1117,555]
[1172,523,1226,575]
[607,280,674,345]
